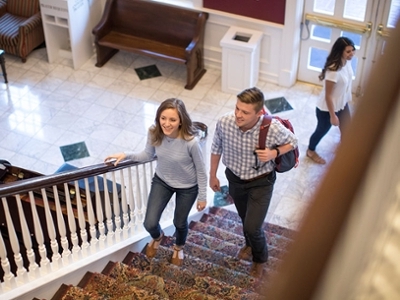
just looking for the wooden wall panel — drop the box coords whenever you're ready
[203,0,286,25]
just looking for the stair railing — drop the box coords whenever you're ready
[0,158,169,294]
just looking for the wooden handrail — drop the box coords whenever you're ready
[266,21,400,299]
[0,159,156,198]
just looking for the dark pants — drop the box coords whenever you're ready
[225,168,276,263]
[143,174,198,246]
[308,104,351,151]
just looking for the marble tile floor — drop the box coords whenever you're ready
[0,48,343,231]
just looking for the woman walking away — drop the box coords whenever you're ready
[105,98,207,266]
[307,37,355,164]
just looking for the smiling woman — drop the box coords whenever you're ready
[104,98,207,266]
[300,0,400,94]
[307,37,355,164]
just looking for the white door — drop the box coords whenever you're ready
[298,0,399,97]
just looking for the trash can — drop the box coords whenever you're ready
[220,26,263,94]
[193,121,208,162]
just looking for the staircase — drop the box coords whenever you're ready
[44,206,296,300]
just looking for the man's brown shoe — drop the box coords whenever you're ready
[237,245,252,261]
[249,262,266,278]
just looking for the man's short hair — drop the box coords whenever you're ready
[237,87,264,112]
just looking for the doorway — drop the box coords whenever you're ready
[298,0,399,97]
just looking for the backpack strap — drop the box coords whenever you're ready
[258,114,272,150]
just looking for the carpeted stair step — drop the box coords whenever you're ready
[124,251,199,287]
[160,235,277,277]
[103,260,218,300]
[44,205,296,299]
[208,206,297,239]
[51,284,101,299]
[77,271,165,299]
[144,244,262,291]
[185,229,282,270]
[200,213,294,251]
[124,251,264,299]
[125,251,263,299]
[189,221,286,260]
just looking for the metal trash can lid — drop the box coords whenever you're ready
[193,121,208,140]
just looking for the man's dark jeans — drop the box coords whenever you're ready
[225,168,276,263]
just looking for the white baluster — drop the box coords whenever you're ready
[52,186,71,265]
[142,163,149,204]
[119,169,130,239]
[28,192,50,275]
[63,183,80,262]
[75,181,89,257]
[15,195,39,281]
[1,197,28,285]
[148,161,155,192]
[40,188,61,270]
[0,198,17,289]
[111,172,122,241]
[94,176,106,249]
[127,167,136,230]
[84,178,98,253]
[102,174,114,244]
[135,166,145,226]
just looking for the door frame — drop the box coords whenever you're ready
[298,0,398,97]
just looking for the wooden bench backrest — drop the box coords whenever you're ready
[110,0,205,47]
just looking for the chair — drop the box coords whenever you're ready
[0,0,44,62]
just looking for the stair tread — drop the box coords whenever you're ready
[144,244,268,293]
[161,235,278,275]
[186,229,283,269]
[201,212,295,250]
[104,261,219,300]
[51,284,101,300]
[208,206,297,239]
[126,251,263,299]
[78,271,165,299]
[189,221,288,260]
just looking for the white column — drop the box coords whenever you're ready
[279,0,304,87]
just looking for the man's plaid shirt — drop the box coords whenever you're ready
[211,113,298,180]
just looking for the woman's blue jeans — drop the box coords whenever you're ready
[225,168,276,263]
[143,173,198,246]
[308,104,351,151]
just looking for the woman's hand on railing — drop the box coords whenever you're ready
[104,153,127,166]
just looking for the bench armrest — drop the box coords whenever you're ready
[92,0,115,40]
[185,12,208,57]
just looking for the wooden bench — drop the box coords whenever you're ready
[92,0,209,90]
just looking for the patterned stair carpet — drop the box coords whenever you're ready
[50,206,296,299]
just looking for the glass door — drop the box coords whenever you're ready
[298,0,399,97]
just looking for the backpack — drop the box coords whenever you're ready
[258,114,299,173]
